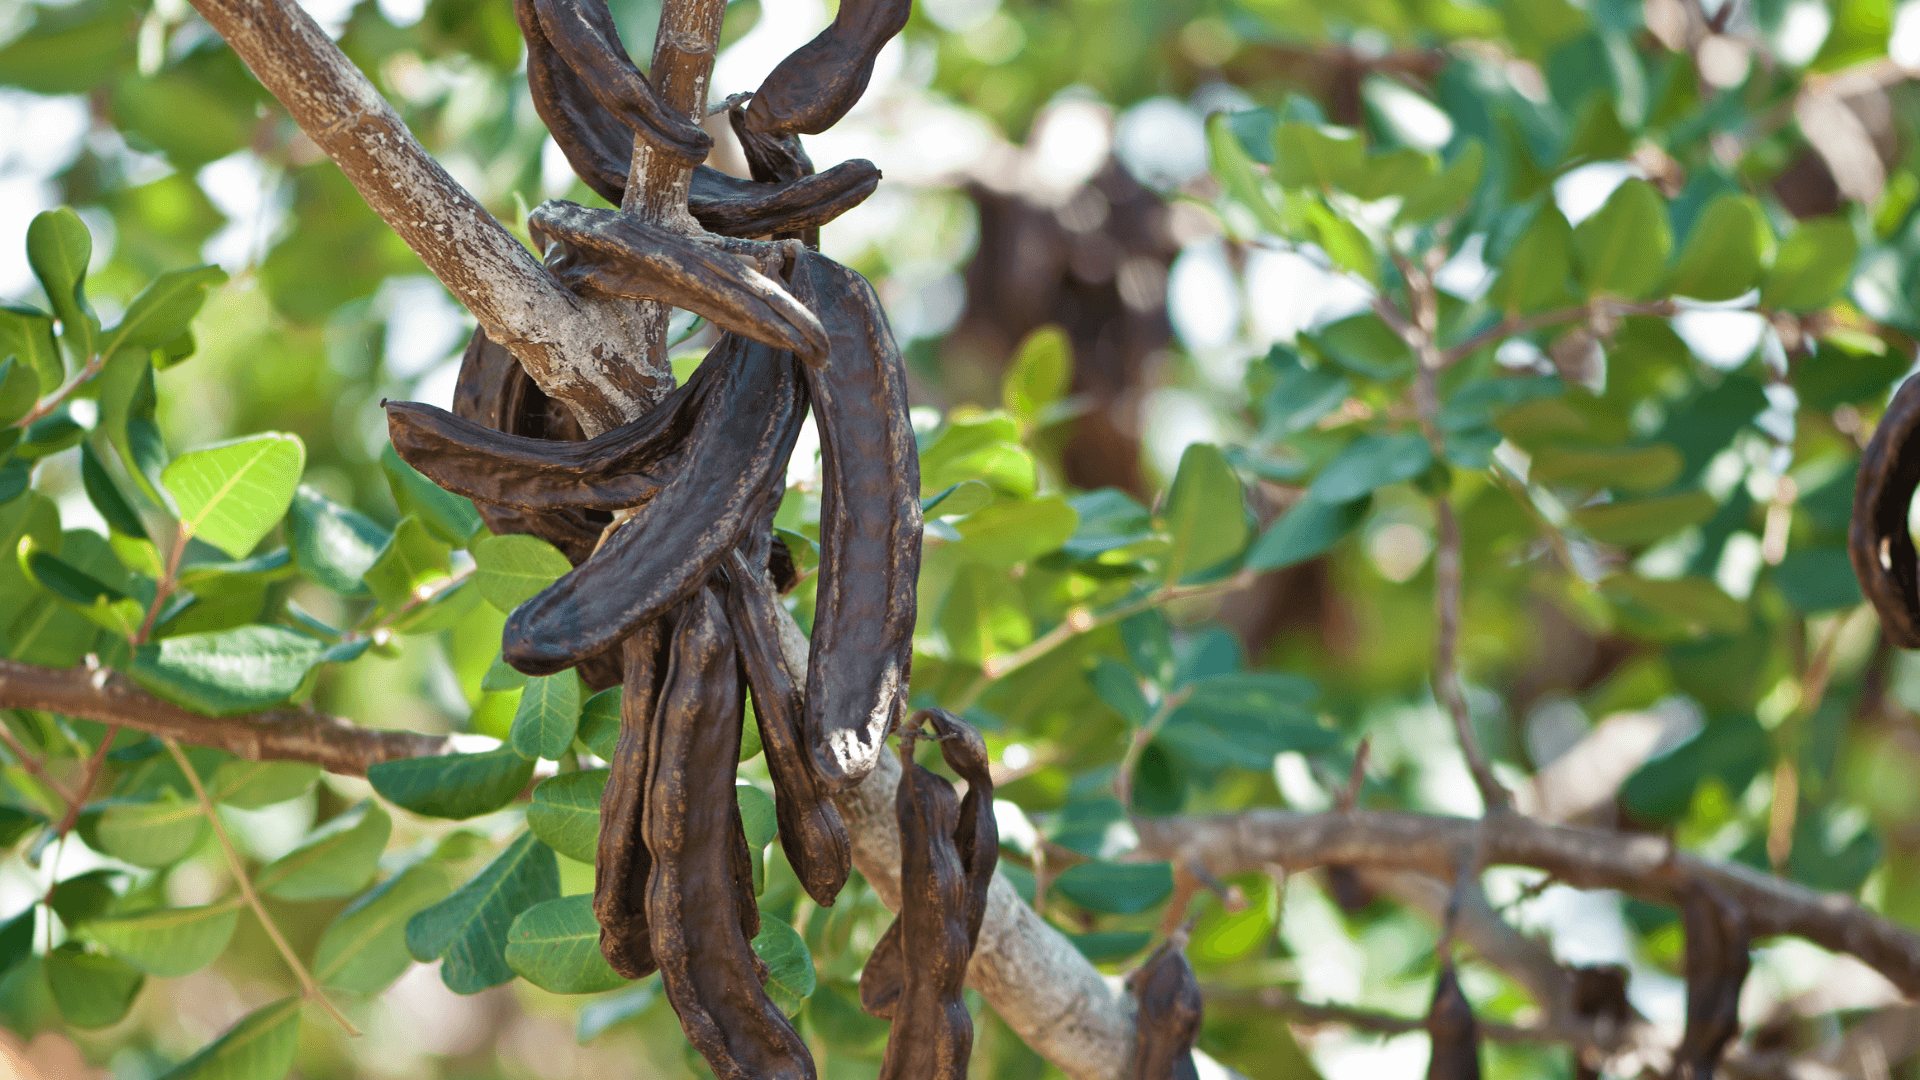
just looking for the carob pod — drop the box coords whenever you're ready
[741,0,912,137]
[530,201,829,364]
[861,715,995,1080]
[858,708,996,1021]
[728,106,823,247]
[644,587,813,1080]
[789,251,921,789]
[690,164,881,240]
[721,548,851,906]
[388,350,721,513]
[1850,373,1920,646]
[501,331,809,676]
[1426,959,1483,1080]
[594,616,672,977]
[1672,885,1750,1080]
[517,0,710,167]
[1129,939,1202,1080]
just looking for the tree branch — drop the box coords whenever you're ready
[185,0,666,435]
[0,660,448,775]
[1136,809,1920,996]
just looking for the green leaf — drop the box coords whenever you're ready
[1527,444,1683,491]
[577,687,622,759]
[1771,548,1864,613]
[1762,219,1858,311]
[286,487,389,598]
[1244,495,1370,571]
[1664,194,1772,301]
[1309,434,1433,503]
[1302,197,1379,284]
[1490,204,1577,314]
[1002,325,1073,423]
[1573,180,1672,300]
[482,654,529,692]
[1396,140,1485,225]
[1060,488,1159,564]
[918,413,1037,498]
[737,783,777,849]
[363,516,452,610]
[208,760,319,808]
[406,831,559,994]
[1260,348,1350,438]
[256,803,390,900]
[1207,112,1291,235]
[314,862,453,993]
[751,914,815,1015]
[14,408,85,460]
[87,902,240,977]
[0,358,38,428]
[505,894,627,994]
[921,480,993,518]
[473,532,572,613]
[526,769,608,864]
[1571,492,1718,544]
[155,996,301,1080]
[369,748,535,820]
[1622,714,1768,822]
[1065,930,1153,964]
[578,982,659,1043]
[0,806,43,851]
[96,792,209,868]
[1051,862,1174,915]
[104,265,228,356]
[0,304,63,393]
[511,673,581,761]
[161,434,306,560]
[48,870,119,927]
[804,981,891,1057]
[1271,122,1365,192]
[81,441,147,539]
[17,540,145,637]
[1160,443,1248,583]
[0,462,26,505]
[382,443,482,546]
[1091,658,1152,726]
[953,496,1079,567]
[937,562,1030,665]
[128,625,324,716]
[0,906,31,977]
[45,945,144,1029]
[26,209,97,364]
[1604,575,1749,636]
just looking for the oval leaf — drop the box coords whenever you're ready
[161,434,306,560]
[256,802,391,901]
[127,625,324,716]
[87,902,240,977]
[368,747,535,821]
[526,770,608,864]
[505,893,627,994]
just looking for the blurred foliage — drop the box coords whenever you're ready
[0,0,1918,1077]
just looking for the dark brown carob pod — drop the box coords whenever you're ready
[643,587,811,1080]
[594,616,672,977]
[721,548,851,906]
[520,0,711,167]
[516,0,633,204]
[690,163,881,240]
[1849,373,1920,646]
[741,0,912,137]
[1129,939,1202,1080]
[501,332,808,676]
[792,252,922,789]
[530,201,829,364]
[1672,885,1751,1080]
[731,106,815,185]
[1426,959,1482,1080]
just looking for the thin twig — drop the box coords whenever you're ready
[13,353,107,429]
[130,523,190,647]
[0,725,78,805]
[51,724,120,838]
[161,737,360,1036]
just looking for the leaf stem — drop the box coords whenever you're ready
[131,523,191,647]
[161,736,361,1036]
[12,351,106,430]
[1113,688,1191,809]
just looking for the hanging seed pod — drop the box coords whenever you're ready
[690,163,881,240]
[1672,885,1751,1080]
[645,588,813,1080]
[530,201,829,364]
[790,252,921,790]
[501,332,808,676]
[741,0,912,137]
[1130,939,1202,1080]
[731,106,815,185]
[1849,373,1920,646]
[594,617,672,977]
[517,0,710,167]
[721,549,851,906]
[1426,959,1482,1080]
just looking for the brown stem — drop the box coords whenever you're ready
[51,724,119,838]
[1433,495,1509,812]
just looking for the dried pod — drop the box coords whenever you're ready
[388,352,718,513]
[530,201,829,364]
[791,252,922,790]
[594,617,672,978]
[741,0,912,137]
[859,709,996,1022]
[1426,960,1483,1080]
[730,107,815,185]
[516,0,710,167]
[722,549,852,906]
[1130,940,1202,1080]
[1849,373,1920,646]
[644,588,813,1080]
[501,331,809,676]
[690,162,881,240]
[1673,886,1751,1080]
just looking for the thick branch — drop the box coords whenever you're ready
[0,660,447,775]
[186,0,664,434]
[1137,810,1920,996]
